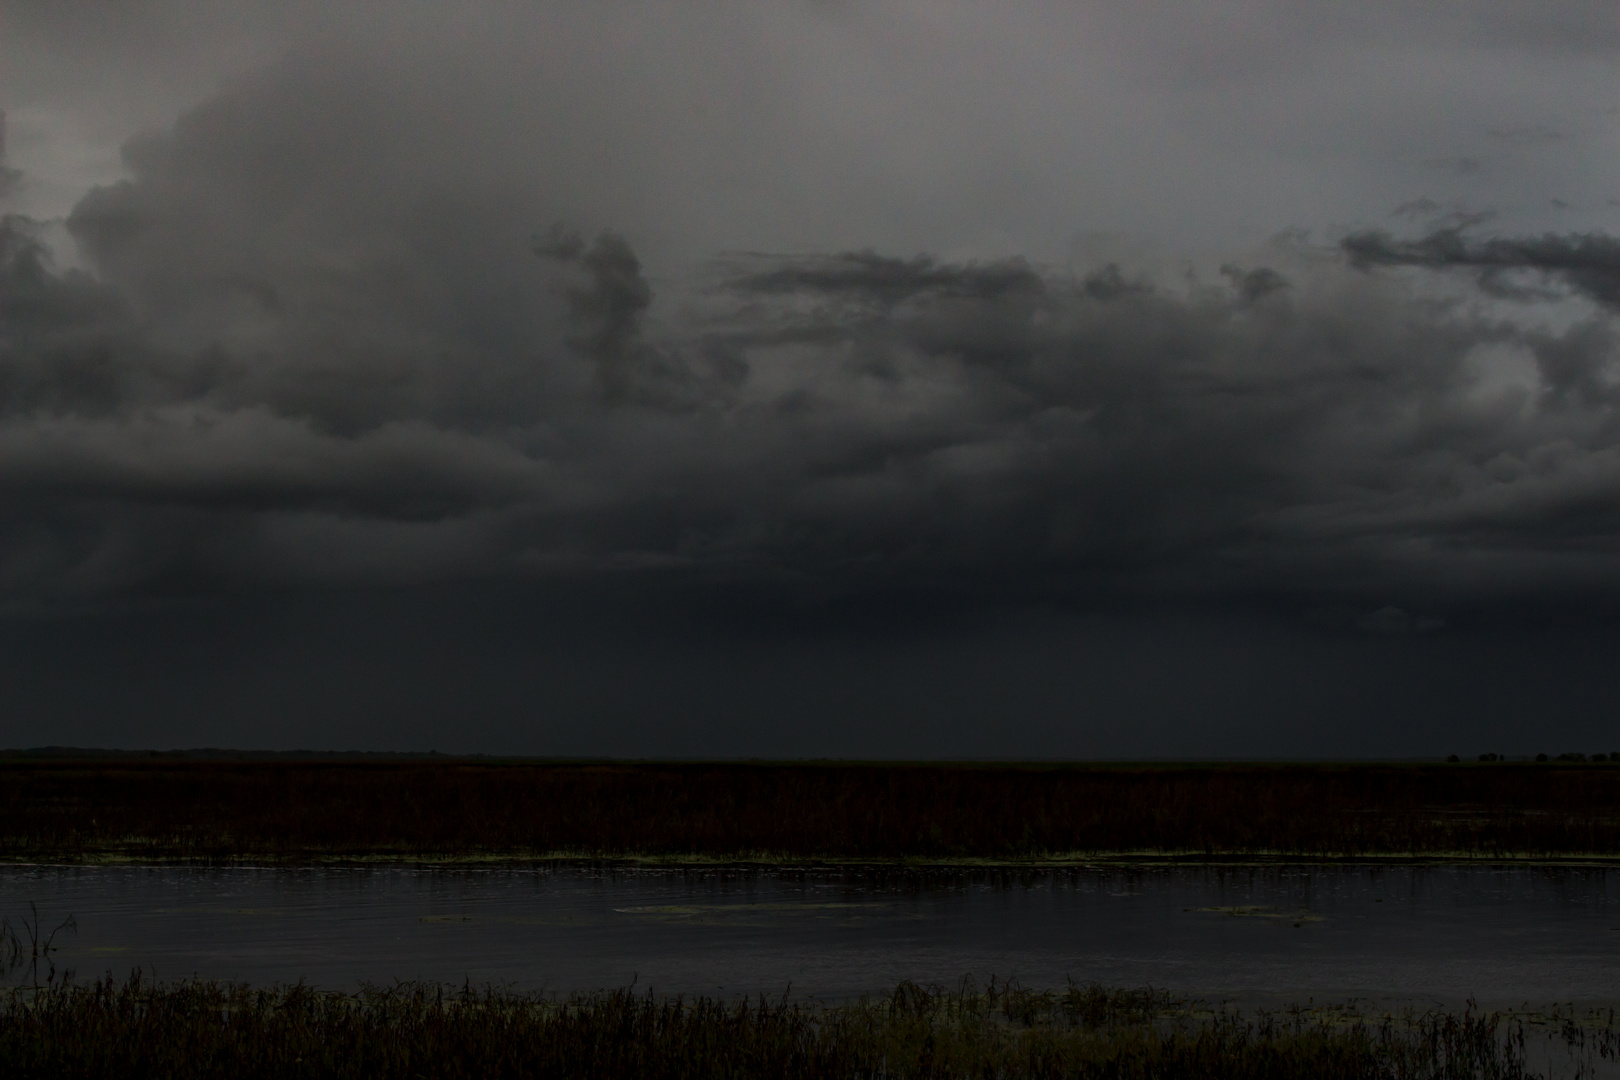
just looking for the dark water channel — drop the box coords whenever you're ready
[3,864,1617,1007]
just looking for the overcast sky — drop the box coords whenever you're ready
[1,2,1617,757]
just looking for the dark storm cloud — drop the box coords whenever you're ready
[702,247,1620,606]
[1342,228,1620,309]
[733,252,1046,305]
[9,208,1620,614]
[534,227,702,406]
[2,47,1620,619]
[2,5,1619,758]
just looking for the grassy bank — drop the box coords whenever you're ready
[2,975,1602,1079]
[4,759,1620,863]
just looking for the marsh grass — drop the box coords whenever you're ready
[0,904,75,988]
[4,760,1620,862]
[4,975,1603,1079]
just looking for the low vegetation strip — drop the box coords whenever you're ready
[3,760,1620,862]
[0,976,1593,1080]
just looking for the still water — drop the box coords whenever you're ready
[3,864,1617,1007]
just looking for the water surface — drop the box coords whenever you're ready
[3,864,1617,1007]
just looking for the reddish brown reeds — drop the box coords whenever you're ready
[3,757,1619,862]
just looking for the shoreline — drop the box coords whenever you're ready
[7,849,1620,869]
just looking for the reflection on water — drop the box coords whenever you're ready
[0,864,1616,1006]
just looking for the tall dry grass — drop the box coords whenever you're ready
[1,975,1586,1079]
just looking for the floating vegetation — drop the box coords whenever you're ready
[4,759,1620,863]
[5,975,1615,1079]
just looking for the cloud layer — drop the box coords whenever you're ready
[2,32,1619,625]
[4,7,1620,756]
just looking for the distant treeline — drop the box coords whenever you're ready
[3,975,1599,1080]
[3,759,1620,861]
